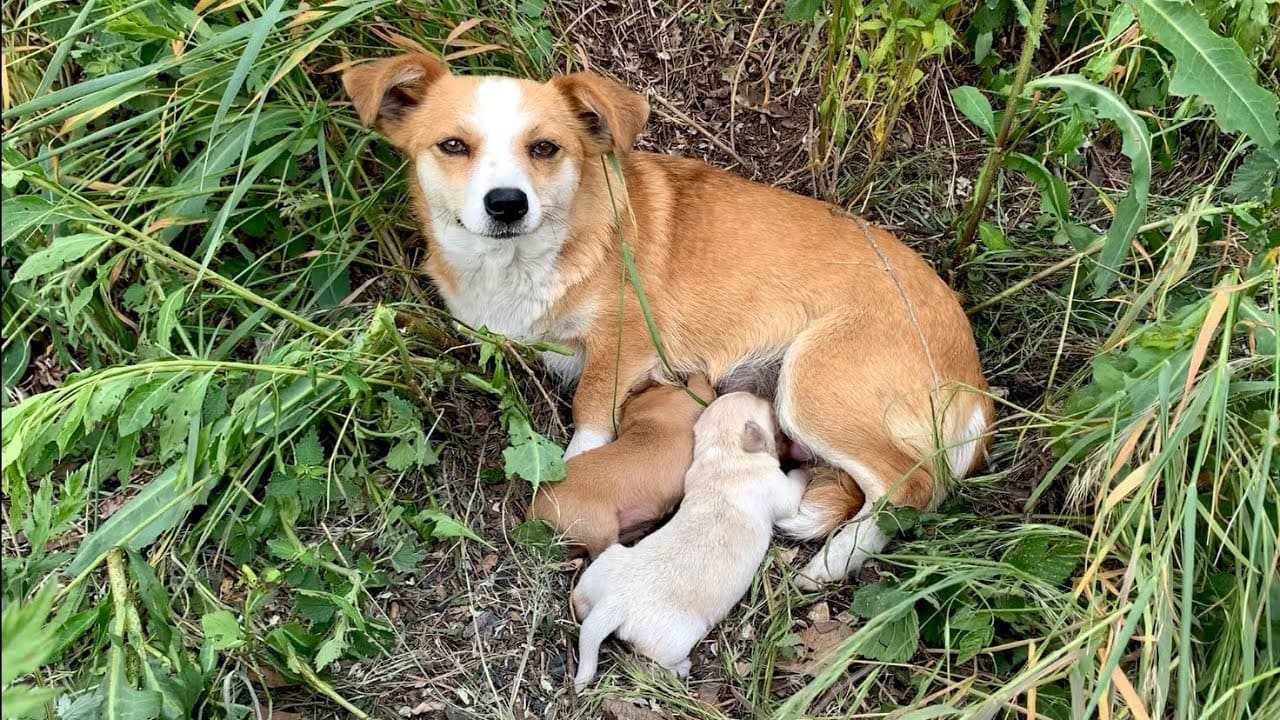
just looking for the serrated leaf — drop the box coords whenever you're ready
[294,427,324,467]
[157,372,212,464]
[13,233,104,282]
[1226,150,1279,201]
[200,610,244,650]
[266,471,298,499]
[949,608,994,664]
[502,432,565,492]
[313,618,347,671]
[1131,0,1280,159]
[1003,535,1086,585]
[389,538,424,572]
[950,86,996,139]
[1024,75,1151,297]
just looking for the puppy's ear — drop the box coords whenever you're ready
[552,72,649,154]
[342,54,448,141]
[741,420,776,455]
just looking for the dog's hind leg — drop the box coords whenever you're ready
[775,310,990,587]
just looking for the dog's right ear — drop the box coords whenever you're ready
[342,54,448,140]
[741,420,776,455]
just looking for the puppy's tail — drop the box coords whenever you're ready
[574,601,623,691]
[776,466,866,540]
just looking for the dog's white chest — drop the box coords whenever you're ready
[431,224,568,341]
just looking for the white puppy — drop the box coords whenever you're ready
[572,392,808,689]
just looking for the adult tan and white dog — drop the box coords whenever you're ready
[342,54,992,585]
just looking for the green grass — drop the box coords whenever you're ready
[2,1,1278,718]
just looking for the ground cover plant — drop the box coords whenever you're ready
[1,0,1277,718]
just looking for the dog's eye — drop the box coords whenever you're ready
[530,140,559,159]
[438,138,469,156]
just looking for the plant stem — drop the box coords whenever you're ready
[951,0,1050,266]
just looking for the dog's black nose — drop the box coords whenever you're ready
[483,188,528,224]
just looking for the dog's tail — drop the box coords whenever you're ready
[574,601,623,690]
[776,466,866,540]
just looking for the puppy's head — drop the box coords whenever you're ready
[342,54,648,243]
[620,373,717,424]
[694,392,781,458]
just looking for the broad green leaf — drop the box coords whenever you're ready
[948,607,994,664]
[313,617,348,671]
[1024,75,1151,297]
[66,464,212,577]
[502,432,565,492]
[294,427,325,467]
[200,611,244,651]
[949,86,996,139]
[1226,150,1279,201]
[2,195,56,243]
[2,335,31,387]
[1003,534,1086,585]
[1,584,57,688]
[1130,0,1280,159]
[849,582,921,662]
[12,233,104,283]
[977,222,1009,251]
[783,0,821,22]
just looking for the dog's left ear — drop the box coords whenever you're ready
[553,72,649,154]
[741,420,776,455]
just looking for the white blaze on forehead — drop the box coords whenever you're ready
[469,79,531,187]
[454,78,541,233]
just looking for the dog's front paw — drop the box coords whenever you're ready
[564,427,611,460]
[794,553,847,590]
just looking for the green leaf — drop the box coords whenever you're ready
[118,377,178,437]
[313,617,348,671]
[200,610,244,651]
[12,233,103,283]
[948,607,994,664]
[1003,534,1086,585]
[154,289,185,354]
[1004,152,1070,222]
[2,584,58,688]
[849,582,921,663]
[512,519,561,559]
[950,86,996,139]
[294,427,325,467]
[2,195,56,243]
[1024,75,1151,297]
[87,378,136,430]
[1130,0,1280,159]
[2,335,31,387]
[1226,150,1279,201]
[502,418,565,492]
[417,508,482,543]
[66,464,210,577]
[977,222,1009,252]
[784,0,822,22]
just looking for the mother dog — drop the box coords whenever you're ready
[343,54,992,585]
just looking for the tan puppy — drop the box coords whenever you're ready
[343,54,992,585]
[571,392,805,689]
[529,375,715,557]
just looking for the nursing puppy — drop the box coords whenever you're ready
[343,54,992,585]
[528,375,715,557]
[571,393,806,689]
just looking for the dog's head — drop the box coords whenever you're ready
[342,54,648,243]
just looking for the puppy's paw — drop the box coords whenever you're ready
[668,658,692,679]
